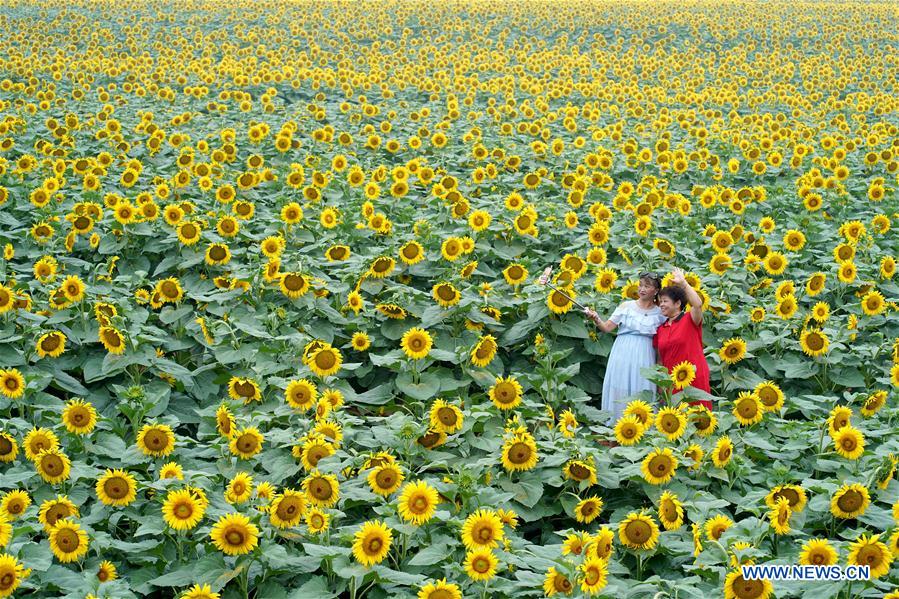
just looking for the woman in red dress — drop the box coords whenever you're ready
[653,268,712,410]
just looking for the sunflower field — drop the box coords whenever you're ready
[0,1,898,598]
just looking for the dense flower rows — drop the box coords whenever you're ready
[0,1,897,598]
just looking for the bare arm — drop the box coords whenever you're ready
[583,308,618,333]
[672,268,703,326]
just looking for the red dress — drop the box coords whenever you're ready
[653,311,712,409]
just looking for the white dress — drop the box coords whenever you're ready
[600,301,666,424]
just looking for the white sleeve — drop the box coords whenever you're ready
[608,301,629,325]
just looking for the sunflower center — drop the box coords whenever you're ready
[660,414,680,433]
[225,529,245,546]
[7,501,23,515]
[411,495,428,513]
[661,500,678,521]
[174,502,193,519]
[234,382,256,397]
[437,407,457,426]
[495,384,515,404]
[436,285,455,301]
[476,525,493,543]
[42,334,61,351]
[732,577,765,599]
[56,528,79,551]
[569,463,590,480]
[366,537,383,553]
[238,435,258,452]
[837,490,861,512]
[316,351,336,369]
[508,442,531,464]
[181,224,197,238]
[375,470,396,489]
[145,430,168,449]
[806,334,824,351]
[840,437,857,451]
[103,329,122,347]
[738,400,758,419]
[277,498,301,519]
[311,480,332,500]
[105,477,129,499]
[42,454,64,475]
[284,274,304,291]
[621,424,638,439]
[473,556,490,573]
[625,520,650,543]
[551,291,569,307]
[650,456,672,475]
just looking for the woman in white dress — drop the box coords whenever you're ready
[584,272,665,424]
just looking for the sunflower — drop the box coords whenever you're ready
[368,464,405,497]
[23,427,58,461]
[861,390,888,417]
[641,447,678,485]
[215,405,235,438]
[670,360,696,390]
[765,484,807,513]
[470,334,498,367]
[397,480,439,525]
[768,497,792,534]
[49,520,89,563]
[732,391,764,426]
[488,376,522,410]
[613,414,645,446]
[833,425,865,460]
[162,488,206,531]
[0,553,28,597]
[546,286,575,314]
[0,369,24,400]
[0,491,29,519]
[464,549,497,582]
[53,399,94,437]
[574,496,604,524]
[401,327,432,360]
[285,379,317,411]
[831,483,870,519]
[799,328,829,357]
[377,303,408,319]
[137,424,176,457]
[181,584,220,599]
[98,326,126,354]
[96,560,117,583]
[210,512,259,556]
[762,251,787,275]
[303,470,340,508]
[576,556,608,596]
[461,509,504,550]
[589,526,615,560]
[838,261,857,284]
[658,490,684,530]
[718,338,747,365]
[95,468,137,507]
[308,346,343,378]
[37,495,79,531]
[704,514,733,541]
[563,459,598,486]
[655,406,687,440]
[754,381,784,412]
[368,256,396,279]
[847,534,893,578]
[713,436,734,468]
[618,511,660,550]
[623,400,654,427]
[279,272,310,299]
[35,449,71,484]
[35,331,66,359]
[431,282,461,308]
[269,489,307,529]
[225,472,254,504]
[159,462,184,480]
[799,538,837,566]
[352,520,392,567]
[298,436,334,471]
[229,428,264,460]
[501,434,538,472]
[60,275,85,302]
[429,399,464,434]
[861,290,886,315]
[418,579,462,599]
[723,568,773,599]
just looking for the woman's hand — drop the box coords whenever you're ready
[583,307,602,326]
[671,267,687,288]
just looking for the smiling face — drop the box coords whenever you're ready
[638,276,660,301]
[658,294,682,318]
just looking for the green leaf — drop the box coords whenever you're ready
[396,371,441,401]
[407,543,449,566]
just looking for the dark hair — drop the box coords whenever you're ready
[658,285,687,309]
[638,272,662,290]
